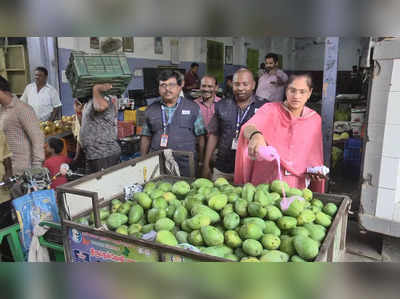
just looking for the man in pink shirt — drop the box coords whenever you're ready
[194,75,221,131]
[255,53,288,102]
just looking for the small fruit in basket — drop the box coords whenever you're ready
[173,205,188,225]
[147,208,167,224]
[322,203,338,217]
[201,225,224,246]
[155,218,175,231]
[277,216,297,230]
[118,202,131,215]
[263,221,281,237]
[242,183,256,202]
[172,181,191,197]
[175,231,189,244]
[187,214,211,230]
[239,223,263,240]
[302,188,313,201]
[152,197,168,210]
[116,225,129,235]
[191,205,220,224]
[128,223,142,235]
[128,204,144,224]
[156,230,178,246]
[242,239,263,257]
[315,211,332,227]
[279,235,296,256]
[188,230,204,246]
[271,180,290,196]
[141,224,154,234]
[107,213,128,230]
[134,192,152,209]
[293,235,319,260]
[261,234,281,250]
[259,250,289,262]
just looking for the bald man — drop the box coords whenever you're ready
[202,69,267,181]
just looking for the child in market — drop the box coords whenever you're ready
[44,137,72,189]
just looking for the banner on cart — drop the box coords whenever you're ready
[68,228,159,262]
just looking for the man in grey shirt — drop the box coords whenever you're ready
[79,83,121,173]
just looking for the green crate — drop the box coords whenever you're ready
[66,51,133,99]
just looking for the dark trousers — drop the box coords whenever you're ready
[0,200,16,261]
[87,153,121,174]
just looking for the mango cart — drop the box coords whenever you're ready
[56,151,351,262]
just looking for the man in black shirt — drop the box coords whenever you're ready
[202,68,266,181]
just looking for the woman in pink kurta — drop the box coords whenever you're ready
[234,73,326,192]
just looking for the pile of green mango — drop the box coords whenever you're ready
[77,178,338,262]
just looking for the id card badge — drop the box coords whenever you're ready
[160,134,168,147]
[231,138,238,150]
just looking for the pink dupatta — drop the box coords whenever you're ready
[234,102,325,192]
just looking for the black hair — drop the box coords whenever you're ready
[225,75,233,82]
[157,70,184,86]
[35,66,48,77]
[265,53,279,63]
[260,63,265,69]
[286,72,314,90]
[202,74,218,85]
[190,63,199,68]
[48,137,64,154]
[0,76,11,92]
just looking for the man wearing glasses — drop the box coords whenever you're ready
[140,70,206,177]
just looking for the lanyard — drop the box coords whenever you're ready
[235,104,251,138]
[161,97,181,134]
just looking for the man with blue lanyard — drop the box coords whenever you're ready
[202,68,267,182]
[140,70,206,177]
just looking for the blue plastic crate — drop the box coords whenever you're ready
[343,147,362,162]
[345,138,362,149]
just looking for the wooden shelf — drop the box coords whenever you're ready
[6,68,26,72]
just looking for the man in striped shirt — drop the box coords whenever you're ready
[0,76,44,175]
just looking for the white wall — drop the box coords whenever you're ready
[57,36,270,66]
[293,37,363,71]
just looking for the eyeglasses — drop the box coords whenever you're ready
[159,83,179,89]
[287,87,309,95]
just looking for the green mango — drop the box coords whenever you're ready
[221,185,235,195]
[241,257,260,262]
[173,205,188,225]
[147,208,167,224]
[181,219,193,233]
[149,189,164,201]
[214,177,229,188]
[322,203,338,217]
[310,205,322,214]
[311,199,324,209]
[187,214,211,230]
[152,197,168,210]
[201,245,233,259]
[169,198,182,207]
[302,188,313,201]
[197,186,213,197]
[184,197,203,211]
[175,231,189,244]
[166,204,177,218]
[107,213,128,230]
[261,234,281,250]
[223,212,240,230]
[144,182,157,194]
[290,227,310,237]
[227,193,240,203]
[201,226,224,246]
[242,239,263,257]
[234,247,246,259]
[297,209,316,225]
[128,204,144,224]
[234,186,243,195]
[191,205,221,223]
[269,192,281,204]
[172,181,191,197]
[111,199,122,206]
[291,255,308,262]
[315,211,332,227]
[162,192,177,203]
[260,250,289,262]
[263,221,281,237]
[134,192,152,209]
[254,190,273,207]
[293,235,319,260]
[89,209,110,224]
[221,203,234,218]
[117,202,131,215]
[286,187,303,198]
[242,217,266,231]
[128,223,142,235]
[303,223,326,243]
[270,180,289,196]
[242,183,256,202]
[208,194,228,211]
[156,230,178,246]
[224,230,242,249]
[256,183,270,194]
[279,235,296,256]
[283,199,305,218]
[247,202,267,218]
[111,202,122,213]
[141,224,154,234]
[224,253,239,261]
[277,216,297,230]
[234,199,248,217]
[158,182,172,192]
[192,178,214,189]
[239,223,263,240]
[155,218,175,231]
[266,205,282,221]
[205,188,221,200]
[188,230,204,246]
[116,225,128,235]
[304,201,311,209]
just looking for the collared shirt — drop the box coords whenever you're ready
[0,131,12,203]
[141,97,206,137]
[0,96,45,175]
[184,71,200,91]
[255,69,288,102]
[208,95,267,173]
[194,95,221,130]
[20,82,62,121]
